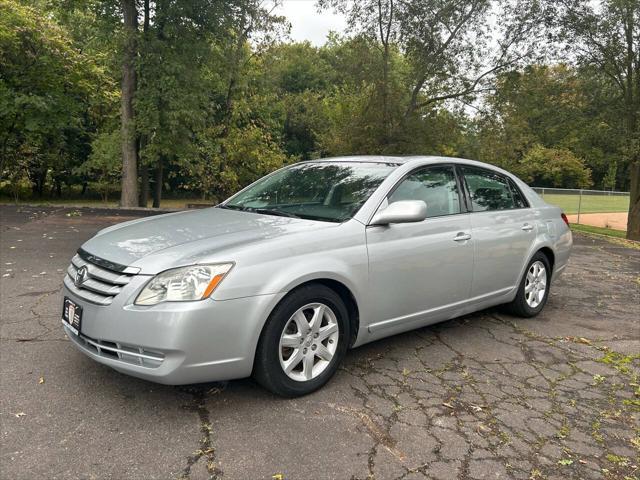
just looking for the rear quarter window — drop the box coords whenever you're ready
[507,178,529,208]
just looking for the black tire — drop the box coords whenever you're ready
[504,251,552,318]
[253,284,350,397]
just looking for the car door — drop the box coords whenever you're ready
[460,165,537,298]
[365,165,474,334]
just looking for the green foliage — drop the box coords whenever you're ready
[473,65,627,189]
[519,145,592,188]
[0,0,636,209]
[0,0,111,198]
[0,155,30,201]
[186,122,289,201]
[75,130,121,201]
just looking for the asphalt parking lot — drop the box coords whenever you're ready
[1,205,639,480]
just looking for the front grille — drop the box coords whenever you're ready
[68,330,164,368]
[65,253,136,305]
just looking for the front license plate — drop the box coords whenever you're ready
[62,297,82,335]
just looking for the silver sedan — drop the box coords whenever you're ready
[61,156,572,396]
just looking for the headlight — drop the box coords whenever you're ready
[135,263,234,306]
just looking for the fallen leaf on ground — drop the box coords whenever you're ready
[272,474,285,480]
[38,376,45,384]
[476,423,491,435]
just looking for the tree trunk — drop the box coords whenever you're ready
[119,0,138,207]
[627,161,640,240]
[152,159,163,208]
[139,164,149,207]
[136,1,150,209]
[622,2,639,240]
[376,0,393,145]
[37,170,46,197]
[381,42,390,144]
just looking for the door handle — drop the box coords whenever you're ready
[453,233,472,242]
[521,224,534,232]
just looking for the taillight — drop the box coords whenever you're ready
[561,213,569,227]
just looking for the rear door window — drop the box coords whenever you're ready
[462,166,517,212]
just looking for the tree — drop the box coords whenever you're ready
[550,0,640,238]
[2,0,636,223]
[119,0,138,207]
[0,0,105,198]
[178,0,289,201]
[473,65,625,187]
[319,0,543,121]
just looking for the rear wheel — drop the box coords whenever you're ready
[504,252,551,318]
[253,284,349,397]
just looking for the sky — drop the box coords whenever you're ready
[275,1,347,46]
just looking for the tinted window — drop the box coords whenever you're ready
[462,167,516,211]
[224,162,397,222]
[389,166,461,217]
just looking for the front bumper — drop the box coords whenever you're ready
[62,282,285,385]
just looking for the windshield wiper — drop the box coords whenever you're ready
[253,208,300,219]
[217,204,244,211]
[218,204,300,218]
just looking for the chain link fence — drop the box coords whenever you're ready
[531,187,630,228]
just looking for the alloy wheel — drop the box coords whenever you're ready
[525,260,547,308]
[278,303,339,382]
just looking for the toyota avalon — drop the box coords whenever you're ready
[62,156,572,396]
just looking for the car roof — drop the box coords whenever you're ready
[307,155,432,164]
[305,155,507,170]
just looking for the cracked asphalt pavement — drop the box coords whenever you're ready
[1,205,639,480]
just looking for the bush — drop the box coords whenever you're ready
[519,145,592,188]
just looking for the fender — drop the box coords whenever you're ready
[509,215,571,300]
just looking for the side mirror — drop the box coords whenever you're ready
[370,200,427,226]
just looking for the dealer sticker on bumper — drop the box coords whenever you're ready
[62,297,82,335]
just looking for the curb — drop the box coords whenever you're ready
[1,203,183,214]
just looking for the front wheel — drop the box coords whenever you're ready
[504,252,552,318]
[253,284,350,397]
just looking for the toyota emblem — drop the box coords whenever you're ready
[75,266,88,288]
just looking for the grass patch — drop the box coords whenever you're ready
[539,192,629,214]
[0,198,198,209]
[570,223,627,238]
[572,227,640,251]
[605,454,629,467]
[599,351,640,375]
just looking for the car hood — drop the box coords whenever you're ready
[80,207,335,273]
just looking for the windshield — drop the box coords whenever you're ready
[222,162,397,222]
